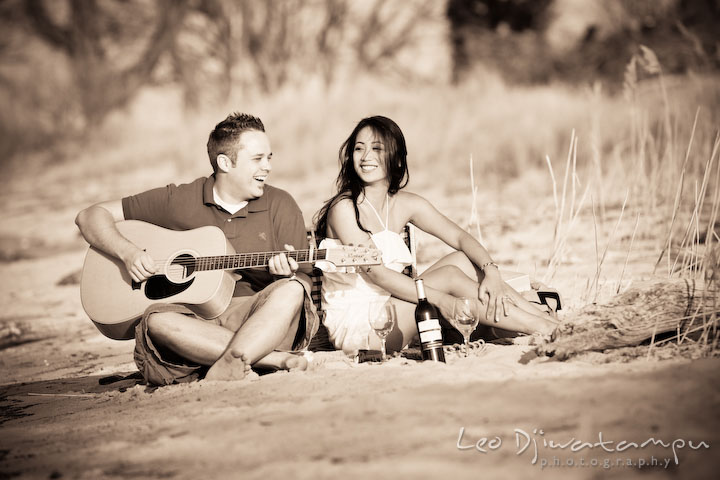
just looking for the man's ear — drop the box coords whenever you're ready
[216,154,232,173]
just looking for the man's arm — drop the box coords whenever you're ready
[75,200,156,282]
[268,190,312,285]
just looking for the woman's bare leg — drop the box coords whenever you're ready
[363,260,558,352]
[420,265,556,335]
[424,251,555,319]
[423,251,480,280]
[364,269,558,352]
[366,299,418,353]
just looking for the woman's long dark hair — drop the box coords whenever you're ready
[314,116,409,240]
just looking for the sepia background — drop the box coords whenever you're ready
[1,1,720,479]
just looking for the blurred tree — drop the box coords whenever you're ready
[0,1,84,164]
[446,0,720,86]
[315,0,349,85]
[570,0,720,81]
[168,0,234,110]
[0,0,446,165]
[22,0,189,127]
[227,0,440,92]
[238,0,302,93]
[446,0,553,83]
[353,0,435,77]
[162,0,437,102]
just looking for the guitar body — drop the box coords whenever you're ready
[81,221,235,340]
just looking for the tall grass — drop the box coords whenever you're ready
[531,44,720,356]
[541,48,719,276]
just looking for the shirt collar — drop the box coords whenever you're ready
[203,175,218,206]
[203,175,268,215]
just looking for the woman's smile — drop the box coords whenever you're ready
[353,126,387,182]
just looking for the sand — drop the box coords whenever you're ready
[1,166,719,480]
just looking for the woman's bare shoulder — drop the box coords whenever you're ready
[395,190,432,209]
[327,196,354,215]
[327,196,358,225]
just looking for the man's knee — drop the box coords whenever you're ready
[272,279,305,307]
[146,312,179,338]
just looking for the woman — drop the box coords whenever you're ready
[314,116,557,353]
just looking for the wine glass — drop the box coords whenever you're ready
[452,297,479,357]
[369,301,397,362]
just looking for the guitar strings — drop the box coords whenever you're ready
[145,249,331,267]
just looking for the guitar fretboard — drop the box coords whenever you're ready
[194,249,328,271]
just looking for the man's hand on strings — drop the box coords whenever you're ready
[123,247,157,283]
[268,244,298,277]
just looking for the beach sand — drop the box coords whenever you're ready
[1,167,719,480]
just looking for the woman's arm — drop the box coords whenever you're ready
[327,198,457,318]
[404,192,505,320]
[403,193,493,266]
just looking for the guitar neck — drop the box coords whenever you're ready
[195,249,327,271]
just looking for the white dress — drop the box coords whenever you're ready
[317,195,413,352]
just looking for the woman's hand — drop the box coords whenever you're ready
[478,267,506,322]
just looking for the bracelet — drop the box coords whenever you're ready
[480,262,499,272]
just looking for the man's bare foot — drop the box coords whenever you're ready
[205,350,251,381]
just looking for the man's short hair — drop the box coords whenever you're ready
[207,113,265,172]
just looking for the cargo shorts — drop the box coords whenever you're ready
[133,278,319,386]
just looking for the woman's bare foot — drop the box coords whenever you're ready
[205,350,251,381]
[254,351,308,372]
[283,353,308,372]
[535,318,558,336]
[477,298,557,336]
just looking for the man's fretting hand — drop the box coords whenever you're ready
[268,244,298,277]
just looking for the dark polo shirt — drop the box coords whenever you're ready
[121,175,309,297]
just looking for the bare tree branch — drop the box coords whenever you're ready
[355,0,435,72]
[112,0,189,110]
[24,0,74,54]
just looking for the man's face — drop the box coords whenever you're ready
[227,130,272,201]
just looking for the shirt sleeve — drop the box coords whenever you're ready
[271,189,309,251]
[121,185,174,226]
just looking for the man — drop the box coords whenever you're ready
[75,112,318,385]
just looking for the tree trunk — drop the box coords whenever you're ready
[25,0,190,129]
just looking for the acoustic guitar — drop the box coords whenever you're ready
[80,220,381,340]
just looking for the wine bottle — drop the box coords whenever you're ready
[414,278,446,363]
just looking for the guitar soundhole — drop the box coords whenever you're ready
[167,253,196,283]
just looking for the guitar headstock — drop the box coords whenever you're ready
[323,245,382,266]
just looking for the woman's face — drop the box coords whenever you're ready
[352,126,388,186]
